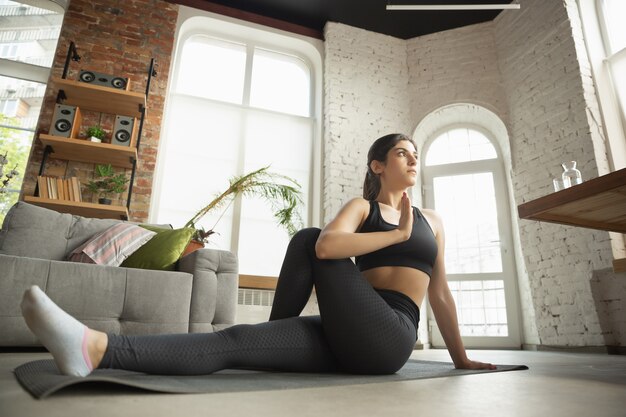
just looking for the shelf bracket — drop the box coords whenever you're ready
[35,145,53,197]
[56,89,67,103]
[62,41,81,79]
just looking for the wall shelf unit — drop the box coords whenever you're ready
[517,167,626,273]
[51,77,146,118]
[39,134,137,169]
[26,41,156,221]
[23,196,128,220]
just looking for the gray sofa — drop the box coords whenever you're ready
[0,202,238,346]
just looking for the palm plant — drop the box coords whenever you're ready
[184,166,304,243]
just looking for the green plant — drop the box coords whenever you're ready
[86,164,128,199]
[86,125,106,140]
[184,166,304,243]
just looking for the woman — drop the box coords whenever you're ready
[21,133,496,377]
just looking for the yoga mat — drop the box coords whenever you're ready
[14,359,528,399]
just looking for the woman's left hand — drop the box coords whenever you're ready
[455,359,497,370]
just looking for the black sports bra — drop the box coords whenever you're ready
[355,200,438,277]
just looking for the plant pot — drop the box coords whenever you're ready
[98,198,112,205]
[182,239,205,257]
[89,136,102,143]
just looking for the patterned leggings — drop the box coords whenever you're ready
[98,227,420,375]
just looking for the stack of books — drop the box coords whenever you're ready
[37,176,83,202]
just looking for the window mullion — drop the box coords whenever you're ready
[230,44,255,255]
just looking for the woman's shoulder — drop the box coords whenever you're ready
[418,208,444,236]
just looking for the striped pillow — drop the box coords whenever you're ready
[67,223,157,267]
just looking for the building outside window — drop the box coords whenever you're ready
[0,0,64,223]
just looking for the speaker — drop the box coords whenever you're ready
[49,104,82,138]
[78,70,129,90]
[112,115,137,147]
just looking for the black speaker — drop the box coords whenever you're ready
[49,104,82,138]
[78,70,129,90]
[112,115,136,147]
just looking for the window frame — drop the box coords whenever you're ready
[149,8,324,277]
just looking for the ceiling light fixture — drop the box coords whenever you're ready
[386,4,521,11]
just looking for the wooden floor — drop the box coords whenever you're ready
[1,349,625,417]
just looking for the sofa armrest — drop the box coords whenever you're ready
[178,248,239,333]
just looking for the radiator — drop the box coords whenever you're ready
[236,288,275,324]
[236,288,320,324]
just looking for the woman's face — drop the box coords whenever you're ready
[373,140,418,189]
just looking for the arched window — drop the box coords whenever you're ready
[152,14,321,278]
[422,125,520,348]
[0,0,64,223]
[597,0,626,131]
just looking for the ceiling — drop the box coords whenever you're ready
[201,0,517,39]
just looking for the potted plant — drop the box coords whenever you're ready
[181,165,303,255]
[86,164,129,205]
[86,125,106,143]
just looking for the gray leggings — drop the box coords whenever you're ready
[98,227,420,375]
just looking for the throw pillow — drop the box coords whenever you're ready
[120,225,195,271]
[67,223,157,267]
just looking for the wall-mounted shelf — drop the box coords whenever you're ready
[51,77,146,118]
[24,196,129,220]
[39,134,137,169]
[518,167,626,273]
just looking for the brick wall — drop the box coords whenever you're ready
[323,22,412,224]
[22,0,178,222]
[324,0,625,347]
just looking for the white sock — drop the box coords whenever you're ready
[21,285,93,377]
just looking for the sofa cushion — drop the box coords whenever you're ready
[121,225,194,271]
[67,223,157,266]
[0,202,74,261]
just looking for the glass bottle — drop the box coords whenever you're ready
[561,161,583,186]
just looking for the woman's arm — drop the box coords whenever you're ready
[315,195,412,259]
[426,210,497,370]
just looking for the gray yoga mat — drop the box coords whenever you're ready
[14,359,528,399]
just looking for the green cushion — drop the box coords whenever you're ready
[120,225,194,271]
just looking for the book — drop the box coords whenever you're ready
[37,176,49,199]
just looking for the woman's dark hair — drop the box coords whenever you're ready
[362,133,417,201]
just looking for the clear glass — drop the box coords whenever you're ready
[433,172,503,274]
[425,128,497,166]
[448,280,508,337]
[0,1,63,68]
[602,0,626,54]
[250,48,311,117]
[553,177,570,192]
[561,161,582,186]
[176,36,247,104]
[0,76,45,223]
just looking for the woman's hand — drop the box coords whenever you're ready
[455,359,497,370]
[397,191,413,241]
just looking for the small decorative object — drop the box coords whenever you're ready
[182,166,303,253]
[561,161,582,187]
[0,152,19,194]
[86,125,106,143]
[553,177,570,192]
[86,164,128,204]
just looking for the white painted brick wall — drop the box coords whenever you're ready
[323,22,412,224]
[494,0,621,347]
[322,0,625,348]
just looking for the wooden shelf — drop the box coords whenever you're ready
[39,134,136,169]
[518,167,626,273]
[24,196,129,220]
[39,133,137,169]
[518,168,626,232]
[51,77,146,118]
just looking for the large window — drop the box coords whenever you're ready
[598,0,626,129]
[0,0,64,223]
[153,16,319,278]
[423,126,520,347]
